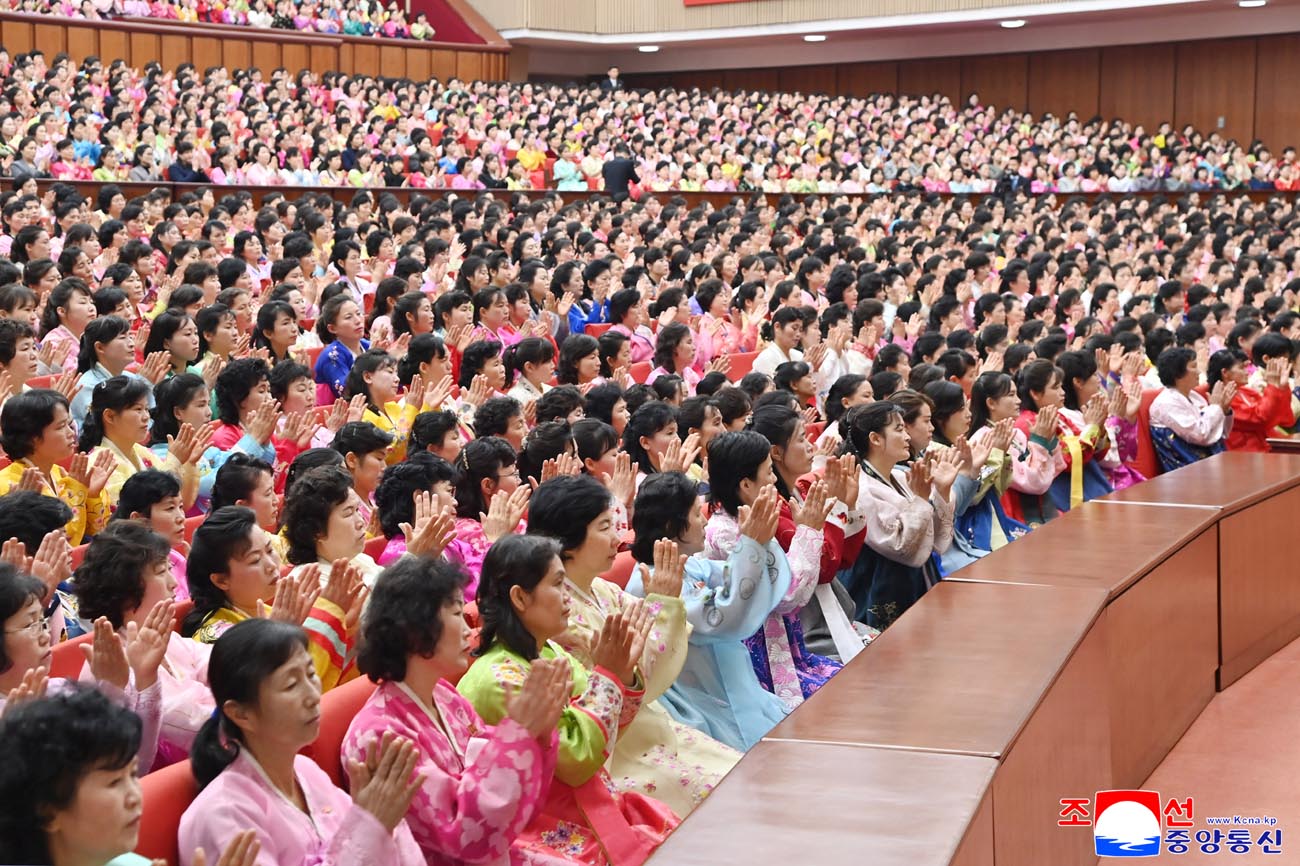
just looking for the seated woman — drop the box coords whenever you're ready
[330,421,394,531]
[0,563,163,773]
[703,430,839,707]
[39,277,98,373]
[1051,350,1117,510]
[528,475,739,815]
[372,454,459,566]
[556,334,603,390]
[150,373,276,515]
[283,464,383,587]
[504,336,555,405]
[626,471,790,751]
[180,618,425,866]
[457,534,679,865]
[748,402,871,661]
[839,402,958,630]
[957,372,1040,556]
[1149,347,1236,471]
[195,303,240,368]
[142,308,204,379]
[459,339,508,405]
[584,382,631,437]
[919,380,995,574]
[210,454,282,559]
[80,376,191,510]
[70,519,215,769]
[0,687,232,866]
[182,505,360,691]
[646,323,701,395]
[1004,361,1069,525]
[109,469,190,596]
[623,400,698,489]
[448,437,531,599]
[253,299,301,365]
[314,294,370,399]
[1210,348,1294,453]
[344,350,428,465]
[0,389,112,544]
[344,555,565,864]
[68,315,165,428]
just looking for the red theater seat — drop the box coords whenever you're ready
[1131,388,1163,480]
[302,675,376,788]
[601,550,638,589]
[137,760,198,865]
[728,351,759,380]
[629,361,652,384]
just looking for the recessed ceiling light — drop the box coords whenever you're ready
[804,34,827,42]
[1000,18,1027,28]
[638,45,660,53]
[1238,0,1266,7]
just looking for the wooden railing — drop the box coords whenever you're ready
[649,451,1300,866]
[0,9,508,81]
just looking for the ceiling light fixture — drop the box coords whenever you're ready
[1000,18,1027,28]
[804,34,827,42]
[1238,0,1266,7]
[638,45,660,53]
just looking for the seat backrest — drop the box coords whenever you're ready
[301,676,376,789]
[1131,388,1163,480]
[601,550,638,590]
[183,515,205,543]
[363,534,389,562]
[50,632,91,680]
[585,322,613,338]
[629,361,652,384]
[137,759,198,865]
[728,351,759,380]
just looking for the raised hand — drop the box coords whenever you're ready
[422,374,455,411]
[1082,392,1108,428]
[28,530,72,600]
[47,367,79,402]
[534,452,583,487]
[245,399,279,445]
[598,451,637,508]
[1210,380,1238,411]
[641,538,687,598]
[348,732,424,833]
[980,350,1005,375]
[189,829,261,866]
[590,600,652,686]
[13,467,43,493]
[658,432,701,473]
[480,485,530,543]
[167,422,200,465]
[929,447,963,498]
[906,458,933,501]
[737,485,779,547]
[447,322,474,353]
[1263,356,1290,389]
[1031,404,1060,440]
[261,574,320,626]
[319,558,366,613]
[505,656,571,740]
[81,617,130,691]
[464,373,492,408]
[401,493,457,559]
[123,599,174,690]
[707,354,731,376]
[791,478,834,531]
[139,351,172,385]
[2,665,48,717]
[201,354,226,388]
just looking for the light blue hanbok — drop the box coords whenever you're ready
[626,534,791,752]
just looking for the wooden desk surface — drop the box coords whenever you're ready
[765,581,1106,758]
[948,501,1219,598]
[1097,451,1300,512]
[648,740,997,866]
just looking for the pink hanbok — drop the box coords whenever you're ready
[344,680,562,866]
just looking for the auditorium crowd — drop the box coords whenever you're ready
[0,48,1297,866]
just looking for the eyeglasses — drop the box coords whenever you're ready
[4,618,49,638]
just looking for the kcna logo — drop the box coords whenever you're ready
[1092,791,1163,857]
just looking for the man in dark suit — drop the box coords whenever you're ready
[601,144,640,197]
[598,65,624,92]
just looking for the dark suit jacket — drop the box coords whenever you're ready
[598,77,624,92]
[602,157,639,195]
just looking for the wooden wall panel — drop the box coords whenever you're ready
[722,67,778,92]
[380,44,405,79]
[838,60,898,98]
[159,33,189,73]
[778,64,835,95]
[310,44,336,74]
[2,21,35,53]
[128,30,158,68]
[1175,38,1256,145]
[455,50,484,83]
[281,42,309,74]
[1099,42,1175,129]
[897,56,960,102]
[65,24,98,64]
[33,21,66,53]
[352,42,379,75]
[428,49,456,82]
[192,36,221,72]
[220,38,250,71]
[1027,49,1099,121]
[99,27,128,64]
[1254,34,1300,155]
[960,53,1028,113]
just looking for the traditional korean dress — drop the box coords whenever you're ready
[554,577,740,816]
[343,679,561,866]
[178,750,426,866]
[186,599,354,691]
[704,510,838,708]
[1149,387,1232,471]
[457,640,679,866]
[627,534,791,752]
[1000,415,1067,525]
